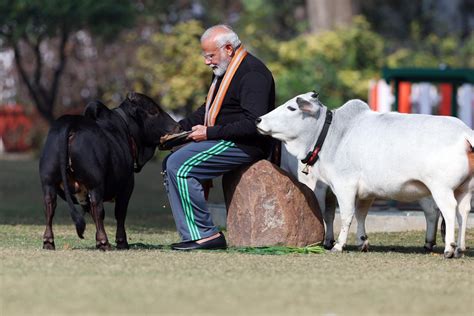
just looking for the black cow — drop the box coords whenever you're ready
[39,92,181,250]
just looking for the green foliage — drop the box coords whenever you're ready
[230,244,325,255]
[0,0,136,42]
[386,30,474,68]
[235,0,306,63]
[132,20,210,115]
[238,0,307,41]
[270,16,384,108]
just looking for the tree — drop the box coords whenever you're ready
[0,0,136,123]
[306,0,359,33]
[271,17,384,107]
[359,0,474,42]
[132,20,210,117]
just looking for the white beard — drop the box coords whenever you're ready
[212,57,231,77]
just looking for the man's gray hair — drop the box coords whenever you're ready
[201,24,241,49]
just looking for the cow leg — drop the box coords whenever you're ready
[89,190,111,251]
[454,183,472,258]
[332,190,357,252]
[42,188,57,250]
[419,197,440,252]
[323,187,337,249]
[114,178,133,250]
[81,202,91,214]
[430,187,457,258]
[440,215,446,243]
[355,198,374,252]
[315,182,336,249]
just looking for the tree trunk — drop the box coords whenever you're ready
[306,0,359,33]
[9,32,69,125]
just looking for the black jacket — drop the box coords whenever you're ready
[179,53,275,159]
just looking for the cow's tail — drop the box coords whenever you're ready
[59,123,86,239]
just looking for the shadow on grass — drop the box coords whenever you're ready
[344,244,473,257]
[129,243,167,250]
[69,243,169,251]
[37,241,474,257]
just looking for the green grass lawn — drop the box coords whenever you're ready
[1,159,473,315]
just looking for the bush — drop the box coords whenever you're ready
[270,16,384,108]
[132,20,209,116]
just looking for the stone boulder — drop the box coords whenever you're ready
[223,160,324,247]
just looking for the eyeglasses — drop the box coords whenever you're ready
[201,44,227,61]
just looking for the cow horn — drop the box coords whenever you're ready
[126,92,137,102]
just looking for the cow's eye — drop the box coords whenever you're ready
[287,106,296,111]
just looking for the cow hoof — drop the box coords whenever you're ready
[43,242,55,250]
[443,250,454,259]
[424,242,435,252]
[454,248,465,258]
[96,241,112,251]
[359,241,369,252]
[331,244,344,253]
[323,239,335,250]
[116,241,130,250]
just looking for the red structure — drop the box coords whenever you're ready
[383,67,474,117]
[398,81,411,113]
[438,83,453,116]
[0,104,33,152]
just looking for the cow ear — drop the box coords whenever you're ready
[126,92,138,103]
[296,97,318,115]
[126,91,160,116]
[84,100,110,119]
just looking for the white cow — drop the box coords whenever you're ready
[257,92,473,258]
[281,144,442,251]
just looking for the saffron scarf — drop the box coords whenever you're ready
[204,45,248,126]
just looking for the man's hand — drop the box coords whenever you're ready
[188,125,207,142]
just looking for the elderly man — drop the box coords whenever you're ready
[163,24,275,250]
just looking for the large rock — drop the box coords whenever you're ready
[223,160,324,247]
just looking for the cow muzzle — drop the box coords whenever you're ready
[255,116,275,136]
[255,117,267,134]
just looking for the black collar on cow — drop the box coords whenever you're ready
[114,107,138,171]
[301,109,333,174]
